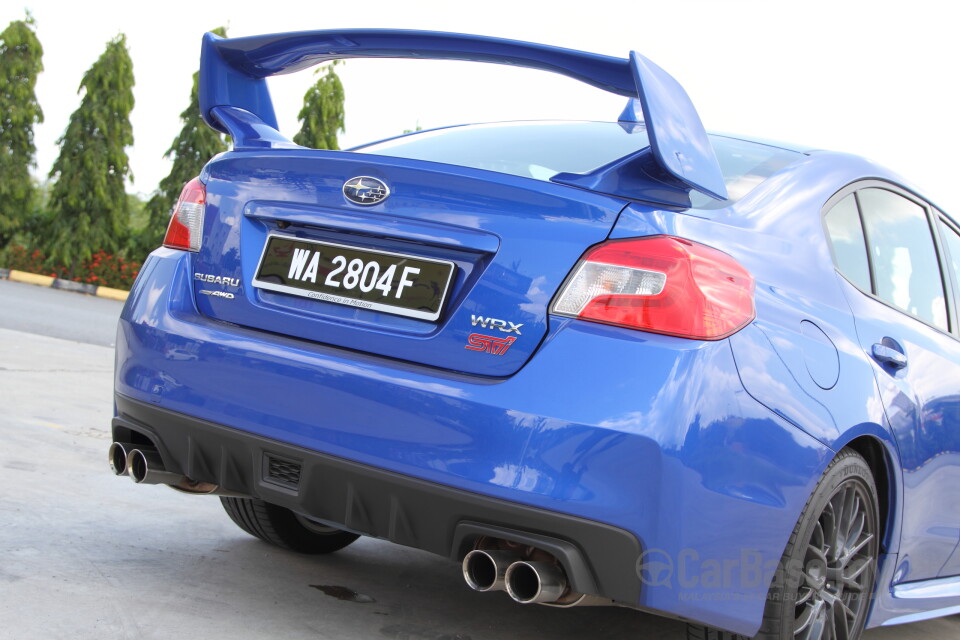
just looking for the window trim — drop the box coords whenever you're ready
[821,179,959,338]
[936,213,960,331]
[852,190,880,296]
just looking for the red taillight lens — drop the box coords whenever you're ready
[162,177,205,252]
[551,236,755,340]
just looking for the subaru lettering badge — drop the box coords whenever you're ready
[343,176,390,205]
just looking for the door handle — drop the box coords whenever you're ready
[872,343,907,370]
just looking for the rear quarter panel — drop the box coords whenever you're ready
[611,152,906,551]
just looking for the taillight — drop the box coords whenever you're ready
[162,177,205,252]
[551,236,755,340]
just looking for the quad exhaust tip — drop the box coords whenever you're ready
[108,441,137,476]
[462,545,571,605]
[126,447,186,486]
[504,560,567,604]
[462,549,519,592]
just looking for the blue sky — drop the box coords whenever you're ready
[4,0,959,216]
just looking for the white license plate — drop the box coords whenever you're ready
[252,235,455,321]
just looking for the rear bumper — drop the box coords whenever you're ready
[113,393,642,603]
[115,249,831,635]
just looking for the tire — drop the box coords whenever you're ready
[688,449,880,640]
[220,497,360,554]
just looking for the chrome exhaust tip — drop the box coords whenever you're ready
[125,448,187,486]
[504,560,568,604]
[108,442,136,476]
[462,550,519,592]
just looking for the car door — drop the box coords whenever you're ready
[823,183,960,582]
[933,215,960,576]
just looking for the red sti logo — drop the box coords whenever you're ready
[465,333,516,355]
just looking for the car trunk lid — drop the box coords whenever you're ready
[191,150,627,376]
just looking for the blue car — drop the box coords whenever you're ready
[110,30,960,640]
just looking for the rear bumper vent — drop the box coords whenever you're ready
[263,453,302,491]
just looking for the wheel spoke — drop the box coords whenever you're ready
[808,539,828,565]
[834,489,857,561]
[832,602,848,640]
[820,588,839,607]
[820,502,837,561]
[845,510,865,551]
[840,598,857,621]
[836,597,857,640]
[843,532,875,562]
[840,557,874,592]
[826,609,837,640]
[796,584,816,606]
[807,524,827,565]
[795,598,825,640]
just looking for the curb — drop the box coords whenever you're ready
[1,268,129,302]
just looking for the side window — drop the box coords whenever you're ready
[824,194,871,291]
[940,219,960,297]
[858,188,948,331]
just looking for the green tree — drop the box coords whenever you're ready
[0,14,44,250]
[46,34,134,274]
[132,26,229,260]
[293,60,345,150]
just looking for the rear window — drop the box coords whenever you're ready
[353,121,801,208]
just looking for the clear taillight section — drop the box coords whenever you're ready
[551,236,755,340]
[162,177,205,252]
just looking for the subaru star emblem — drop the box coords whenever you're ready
[343,176,390,205]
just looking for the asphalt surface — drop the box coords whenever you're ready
[0,280,957,639]
[0,278,125,347]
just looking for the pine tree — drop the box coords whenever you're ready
[46,34,134,274]
[0,14,44,249]
[293,61,345,150]
[133,26,228,260]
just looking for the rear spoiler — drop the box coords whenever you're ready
[199,29,727,201]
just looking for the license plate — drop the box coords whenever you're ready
[252,235,455,321]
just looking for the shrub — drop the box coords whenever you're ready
[1,244,47,275]
[1,244,140,290]
[77,250,141,289]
